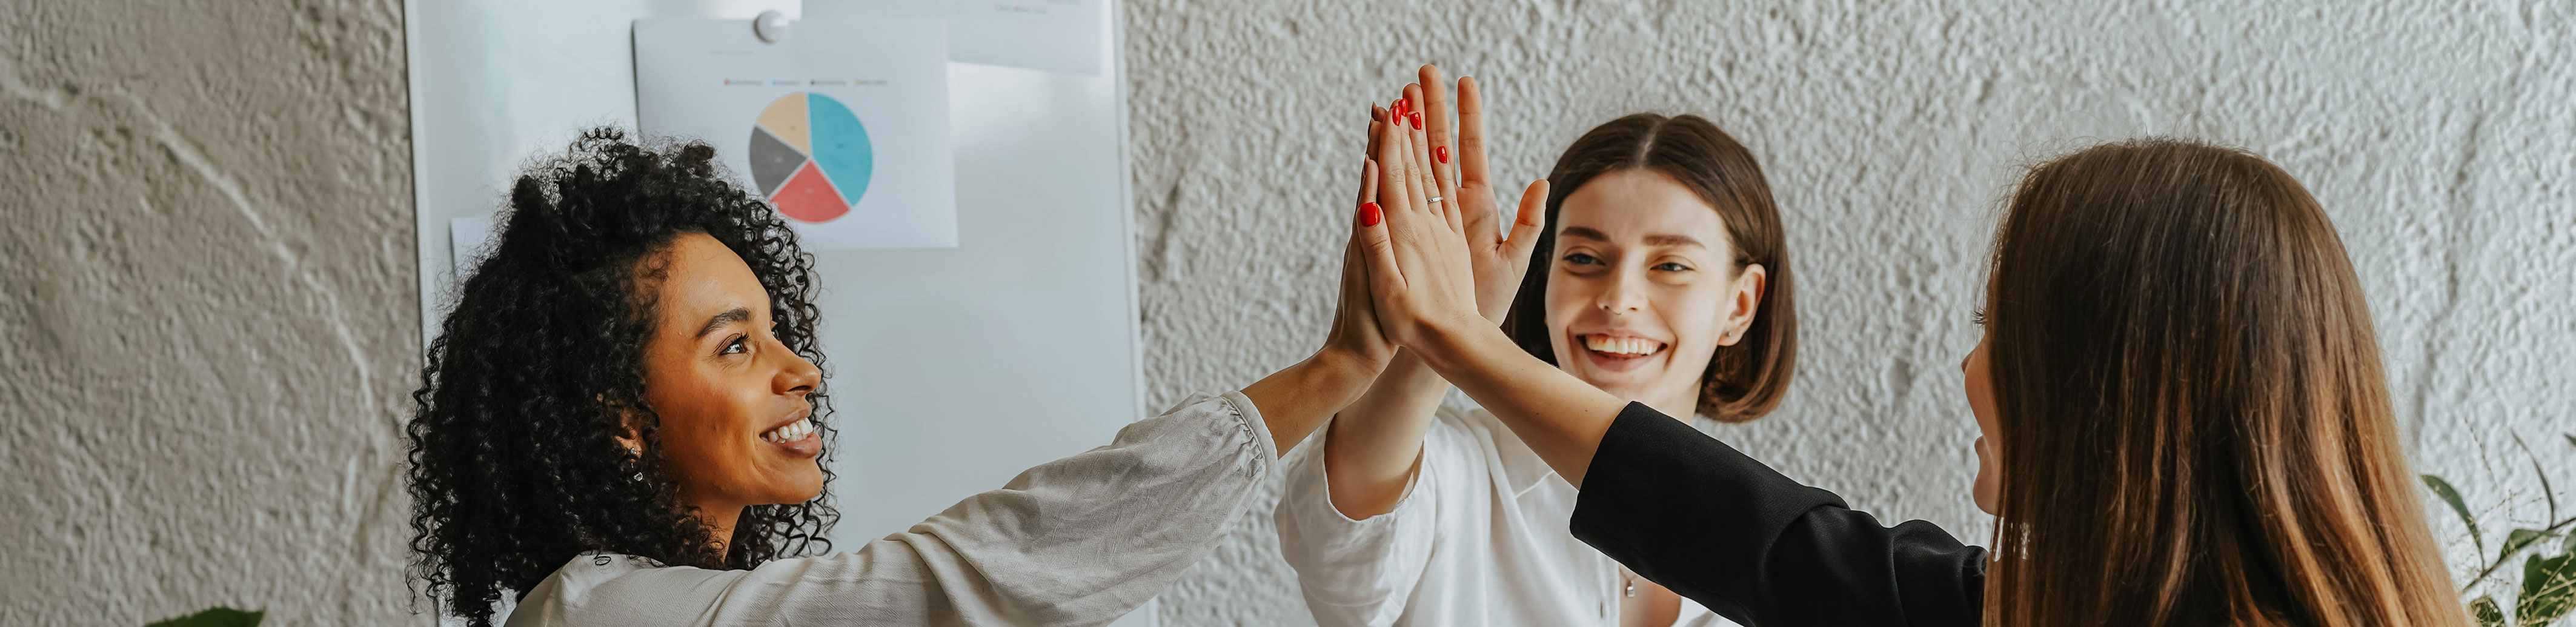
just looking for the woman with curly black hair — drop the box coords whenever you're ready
[407,128,1399,626]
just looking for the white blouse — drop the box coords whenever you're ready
[1274,403,1742,627]
[505,392,1278,627]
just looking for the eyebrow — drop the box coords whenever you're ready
[695,307,751,339]
[1558,226,1705,248]
[1559,227,1612,242]
[1642,233,1705,248]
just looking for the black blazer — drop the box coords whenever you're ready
[1569,402,1988,626]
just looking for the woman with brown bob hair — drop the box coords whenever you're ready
[1338,116,2466,626]
[1279,65,1789,627]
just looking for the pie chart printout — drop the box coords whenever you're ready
[749,92,874,224]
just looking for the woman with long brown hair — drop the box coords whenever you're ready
[1340,110,2466,626]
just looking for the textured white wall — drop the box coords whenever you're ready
[0,0,420,625]
[2,1,2569,625]
[1124,1,2576,625]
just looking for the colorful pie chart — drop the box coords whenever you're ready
[748,92,873,223]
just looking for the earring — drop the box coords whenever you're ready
[622,446,645,482]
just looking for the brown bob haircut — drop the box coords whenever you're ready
[1501,113,1795,423]
[1982,139,2463,626]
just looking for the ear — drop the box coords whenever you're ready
[1716,263,1767,347]
[605,395,646,456]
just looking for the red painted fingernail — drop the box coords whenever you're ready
[1435,146,1450,163]
[1359,202,1383,227]
[1410,111,1423,130]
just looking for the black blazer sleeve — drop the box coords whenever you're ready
[1569,402,1988,626]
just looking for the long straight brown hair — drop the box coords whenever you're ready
[1983,139,2464,627]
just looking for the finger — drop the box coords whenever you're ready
[1504,179,1550,271]
[1356,159,1405,305]
[1403,83,1461,234]
[1342,212,1386,349]
[1396,114,1458,260]
[1367,105,1387,159]
[1375,116,1403,209]
[1355,136,1380,208]
[1401,84,1435,205]
[1453,73,1504,245]
[1416,65,1459,202]
[1396,112,1432,224]
[1405,101,1461,236]
[1456,76,1490,190]
[1375,118,1422,261]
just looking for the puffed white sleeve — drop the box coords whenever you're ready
[1270,416,1445,627]
[508,391,1279,627]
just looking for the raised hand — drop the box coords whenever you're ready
[1355,99,1484,353]
[1338,72,1636,499]
[1408,65,1549,323]
[1233,119,1401,456]
[1323,144,1394,371]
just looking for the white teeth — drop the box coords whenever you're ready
[762,417,815,443]
[1583,335,1663,357]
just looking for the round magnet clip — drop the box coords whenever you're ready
[753,10,791,44]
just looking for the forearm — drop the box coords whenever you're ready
[1319,349,1448,517]
[1408,319,1627,487]
[1570,405,1987,626]
[1242,348,1384,456]
[576,394,1278,626]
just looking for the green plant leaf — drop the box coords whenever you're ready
[144,607,262,627]
[2525,433,2561,522]
[2508,529,2564,562]
[2521,553,2576,626]
[2426,474,2485,552]
[2472,595,2506,627]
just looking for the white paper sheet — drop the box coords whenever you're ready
[805,0,1103,75]
[634,17,958,250]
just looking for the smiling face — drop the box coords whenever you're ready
[1544,168,1767,414]
[635,232,827,516]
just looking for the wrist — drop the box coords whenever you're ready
[1384,350,1444,388]
[1415,313,1512,376]
[1307,345,1386,388]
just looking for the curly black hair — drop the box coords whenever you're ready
[405,128,838,626]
